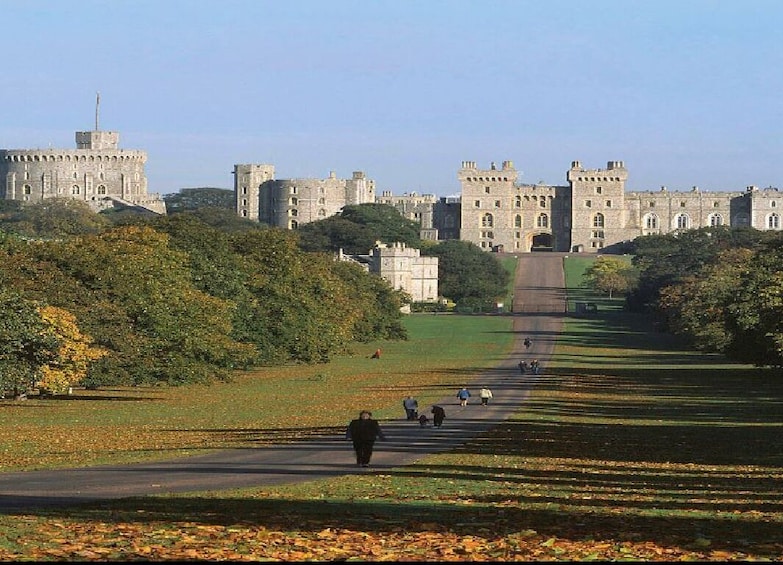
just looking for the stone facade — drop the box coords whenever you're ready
[234,164,375,228]
[237,159,781,253]
[1,128,165,214]
[459,159,779,252]
[339,242,439,304]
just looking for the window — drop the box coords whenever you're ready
[72,185,80,195]
[515,196,521,208]
[515,215,522,228]
[593,213,605,228]
[649,201,655,208]
[605,200,612,207]
[680,201,686,207]
[290,209,298,217]
[484,186,490,194]
[495,200,501,208]
[585,200,592,208]
[536,213,549,228]
[290,220,298,229]
[768,213,780,229]
[709,213,723,226]
[645,214,659,229]
[772,201,778,208]
[97,185,106,195]
[474,200,481,207]
[592,230,605,238]
[596,186,603,195]
[291,197,298,205]
[539,199,546,208]
[676,213,689,229]
[23,185,32,195]
[481,213,494,227]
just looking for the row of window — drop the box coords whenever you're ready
[474,196,552,208]
[476,212,782,232]
[22,184,109,195]
[5,154,140,162]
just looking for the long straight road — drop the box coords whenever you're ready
[0,253,567,511]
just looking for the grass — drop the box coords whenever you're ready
[0,314,514,472]
[0,256,782,561]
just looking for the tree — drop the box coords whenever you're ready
[657,248,751,353]
[0,198,109,239]
[297,203,422,254]
[36,305,107,394]
[163,187,235,212]
[0,292,59,399]
[583,256,638,299]
[421,240,509,308]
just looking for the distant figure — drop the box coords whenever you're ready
[403,395,419,420]
[419,413,430,427]
[479,387,493,406]
[517,360,528,375]
[531,359,540,375]
[370,348,381,359]
[346,410,386,467]
[431,405,446,427]
[524,337,532,349]
[456,387,471,407]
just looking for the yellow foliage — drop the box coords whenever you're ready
[36,305,107,394]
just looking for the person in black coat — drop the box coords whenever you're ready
[346,410,386,467]
[431,405,446,427]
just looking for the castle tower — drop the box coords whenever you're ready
[568,161,628,252]
[457,160,519,251]
[0,97,161,214]
[234,164,275,221]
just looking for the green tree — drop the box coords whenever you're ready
[0,198,109,239]
[583,256,638,299]
[657,248,751,353]
[0,292,59,399]
[422,240,509,309]
[724,238,783,367]
[298,203,422,253]
[163,187,235,212]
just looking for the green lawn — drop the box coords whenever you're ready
[0,256,781,561]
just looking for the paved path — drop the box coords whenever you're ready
[0,254,567,511]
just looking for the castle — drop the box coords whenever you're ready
[0,99,165,214]
[236,159,781,253]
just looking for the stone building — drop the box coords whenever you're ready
[339,242,439,305]
[0,120,165,215]
[237,159,781,253]
[234,164,375,228]
[458,159,779,252]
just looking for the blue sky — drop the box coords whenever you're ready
[1,0,781,196]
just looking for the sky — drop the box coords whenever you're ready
[1,0,781,196]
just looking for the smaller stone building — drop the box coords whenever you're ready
[339,242,439,306]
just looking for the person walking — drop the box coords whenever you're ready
[531,359,540,375]
[479,387,493,406]
[517,360,527,375]
[346,410,386,467]
[524,337,532,349]
[457,387,471,407]
[402,396,419,420]
[431,405,446,427]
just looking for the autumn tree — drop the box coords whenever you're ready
[0,292,59,399]
[36,305,107,394]
[583,255,638,299]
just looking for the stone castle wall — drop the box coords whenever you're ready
[1,129,165,214]
[238,159,781,253]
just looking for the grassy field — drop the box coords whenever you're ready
[0,255,781,561]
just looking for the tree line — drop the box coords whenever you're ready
[0,194,510,397]
[584,225,783,369]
